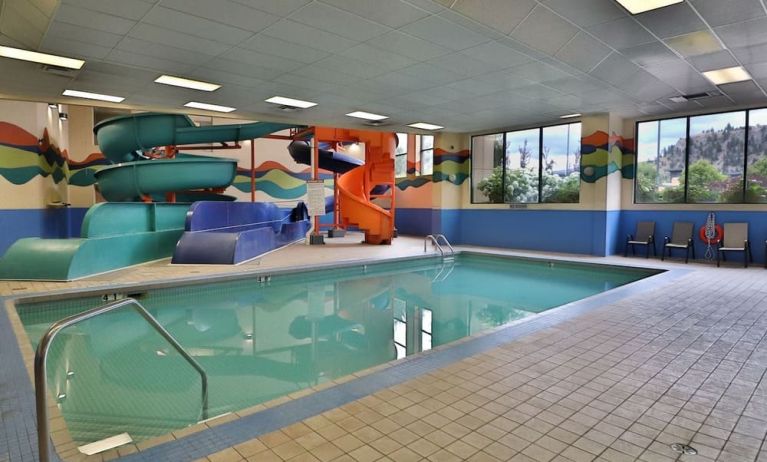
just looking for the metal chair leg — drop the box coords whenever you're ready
[717,248,721,267]
[685,246,689,264]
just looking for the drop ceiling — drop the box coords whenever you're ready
[0,0,766,133]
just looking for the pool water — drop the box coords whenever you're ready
[17,254,658,445]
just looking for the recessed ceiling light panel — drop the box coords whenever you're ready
[265,96,317,109]
[615,0,683,14]
[155,75,220,91]
[346,111,389,121]
[408,122,444,130]
[184,102,236,113]
[560,113,582,119]
[702,66,751,85]
[63,90,124,103]
[0,45,84,69]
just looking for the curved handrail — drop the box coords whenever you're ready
[424,235,444,256]
[35,298,208,462]
[433,234,455,256]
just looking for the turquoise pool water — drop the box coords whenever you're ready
[17,254,658,445]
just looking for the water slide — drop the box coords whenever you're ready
[0,113,303,280]
[287,128,396,244]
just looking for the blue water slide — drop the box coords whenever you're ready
[172,201,310,264]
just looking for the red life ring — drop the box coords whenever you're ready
[699,224,723,244]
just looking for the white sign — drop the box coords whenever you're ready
[306,180,326,216]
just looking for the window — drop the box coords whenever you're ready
[747,109,767,202]
[471,123,581,204]
[419,135,433,176]
[635,118,686,203]
[395,133,407,178]
[471,133,504,203]
[542,123,581,203]
[635,108,766,204]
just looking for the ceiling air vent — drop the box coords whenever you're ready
[364,120,388,127]
[41,64,81,78]
[277,105,300,113]
[669,90,721,103]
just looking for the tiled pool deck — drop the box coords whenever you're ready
[2,235,766,462]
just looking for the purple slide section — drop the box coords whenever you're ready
[171,201,310,264]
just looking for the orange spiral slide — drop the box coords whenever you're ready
[314,127,396,245]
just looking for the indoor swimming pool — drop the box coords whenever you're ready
[16,254,659,446]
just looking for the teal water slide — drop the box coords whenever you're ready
[0,113,300,280]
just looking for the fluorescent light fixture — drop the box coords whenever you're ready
[0,45,84,69]
[702,66,752,85]
[614,0,683,14]
[48,103,58,109]
[560,113,582,119]
[62,89,125,103]
[184,101,236,113]
[408,122,444,131]
[155,75,221,91]
[59,113,68,121]
[346,111,389,121]
[265,96,317,109]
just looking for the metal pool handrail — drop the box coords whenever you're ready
[424,234,445,256]
[34,298,208,462]
[433,234,455,256]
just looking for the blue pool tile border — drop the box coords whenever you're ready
[115,266,691,462]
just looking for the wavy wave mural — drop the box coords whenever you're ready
[231,163,333,198]
[0,122,108,186]
[580,131,635,183]
[397,148,470,190]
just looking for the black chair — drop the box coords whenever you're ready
[662,222,695,263]
[625,221,656,258]
[717,223,752,268]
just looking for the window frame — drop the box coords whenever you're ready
[470,121,582,204]
[633,107,758,205]
[417,134,434,177]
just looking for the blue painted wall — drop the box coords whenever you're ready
[620,210,767,264]
[0,208,88,255]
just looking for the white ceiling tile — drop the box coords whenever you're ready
[61,0,154,21]
[542,0,627,28]
[115,36,214,67]
[319,0,430,29]
[399,15,490,51]
[142,6,253,45]
[45,21,123,49]
[461,41,532,68]
[368,31,451,61]
[731,43,767,65]
[689,0,766,28]
[399,62,464,85]
[159,0,280,33]
[688,50,740,71]
[714,17,767,49]
[221,48,304,73]
[341,44,416,70]
[510,5,579,56]
[428,53,505,78]
[554,32,612,73]
[451,0,536,34]
[230,0,312,17]
[41,36,113,60]
[104,49,197,75]
[634,2,706,39]
[204,56,286,81]
[128,23,232,56]
[289,2,390,42]
[240,35,328,64]
[586,17,655,50]
[261,19,357,54]
[55,3,137,35]
[507,61,573,83]
[621,42,679,68]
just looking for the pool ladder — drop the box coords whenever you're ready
[34,298,208,462]
[424,234,455,260]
